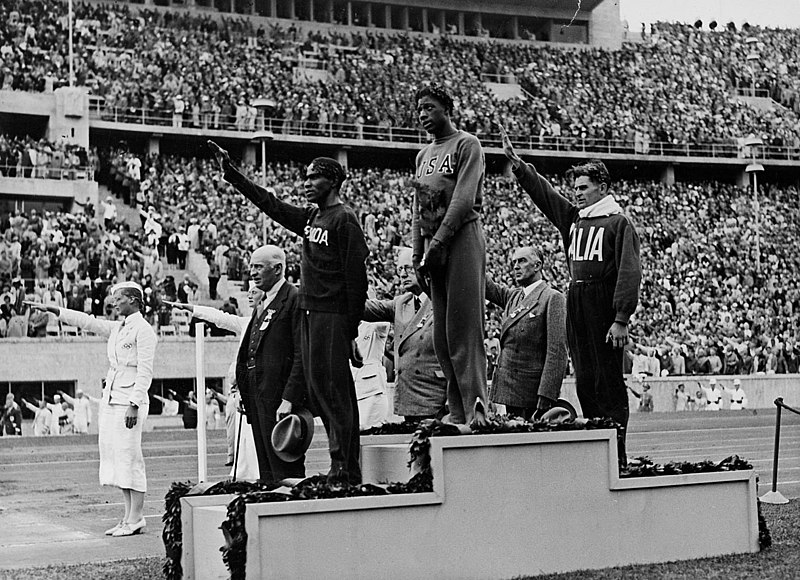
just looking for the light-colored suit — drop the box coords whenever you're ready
[57,307,157,492]
[58,309,156,407]
[363,293,447,418]
[486,279,567,408]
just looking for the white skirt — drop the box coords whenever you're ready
[230,408,259,481]
[98,403,148,492]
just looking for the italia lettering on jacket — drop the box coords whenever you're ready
[568,225,605,262]
[304,225,329,246]
[416,154,454,178]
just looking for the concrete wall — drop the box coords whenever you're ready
[589,0,622,48]
[0,177,98,209]
[556,374,800,414]
[182,429,758,580]
[0,88,90,149]
[0,336,239,398]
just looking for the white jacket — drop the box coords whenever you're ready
[58,309,157,407]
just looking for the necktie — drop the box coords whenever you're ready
[413,296,421,312]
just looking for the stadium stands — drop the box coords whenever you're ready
[1,1,798,376]
[2,1,799,156]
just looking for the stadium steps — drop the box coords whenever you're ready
[485,81,524,101]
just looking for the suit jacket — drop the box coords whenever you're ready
[58,309,157,407]
[234,282,305,411]
[486,278,567,407]
[364,293,446,417]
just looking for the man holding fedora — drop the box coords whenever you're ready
[486,246,568,421]
[234,245,308,482]
[212,141,368,486]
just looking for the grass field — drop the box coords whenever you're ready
[2,501,796,580]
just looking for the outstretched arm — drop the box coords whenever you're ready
[208,140,309,238]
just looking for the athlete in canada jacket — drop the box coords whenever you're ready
[209,141,369,486]
[501,128,641,466]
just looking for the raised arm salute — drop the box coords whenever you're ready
[210,141,368,487]
[501,127,642,468]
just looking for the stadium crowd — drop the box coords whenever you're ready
[0,134,92,179]
[2,1,800,153]
[7,146,798,377]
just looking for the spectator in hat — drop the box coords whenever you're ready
[1,393,22,436]
[725,378,748,410]
[703,378,724,411]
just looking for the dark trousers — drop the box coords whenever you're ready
[301,310,361,484]
[244,383,305,482]
[428,219,488,424]
[208,277,219,300]
[567,280,629,465]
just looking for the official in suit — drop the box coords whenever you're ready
[363,248,447,421]
[27,282,157,537]
[486,246,567,421]
[234,245,308,482]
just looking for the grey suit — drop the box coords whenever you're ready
[486,278,567,408]
[363,293,447,418]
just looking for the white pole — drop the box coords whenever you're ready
[753,171,760,275]
[68,0,74,87]
[195,322,207,482]
[261,139,267,245]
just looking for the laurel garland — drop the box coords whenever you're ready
[166,417,763,580]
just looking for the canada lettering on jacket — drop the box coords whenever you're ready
[304,225,329,246]
[568,225,605,262]
[416,154,454,178]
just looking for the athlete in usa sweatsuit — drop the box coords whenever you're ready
[413,85,487,426]
[501,129,641,464]
[210,142,369,485]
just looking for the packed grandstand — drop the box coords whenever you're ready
[1,0,799,379]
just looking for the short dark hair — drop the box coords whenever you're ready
[569,159,611,187]
[415,84,454,115]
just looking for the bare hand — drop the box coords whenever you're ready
[207,140,231,171]
[350,339,363,368]
[412,259,431,296]
[163,300,191,311]
[276,399,293,421]
[498,125,523,169]
[424,239,448,273]
[606,322,629,349]
[23,300,47,312]
[125,405,138,429]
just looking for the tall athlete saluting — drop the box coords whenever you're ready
[412,85,488,427]
[500,126,641,467]
[209,141,368,486]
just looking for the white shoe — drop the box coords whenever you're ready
[112,519,146,537]
[104,520,124,536]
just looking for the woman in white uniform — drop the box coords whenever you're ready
[26,281,157,537]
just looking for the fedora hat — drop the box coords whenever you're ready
[271,407,314,463]
[540,398,577,424]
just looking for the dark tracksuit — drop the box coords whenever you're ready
[512,163,641,463]
[412,130,487,424]
[224,166,369,484]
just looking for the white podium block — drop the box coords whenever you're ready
[182,429,759,580]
